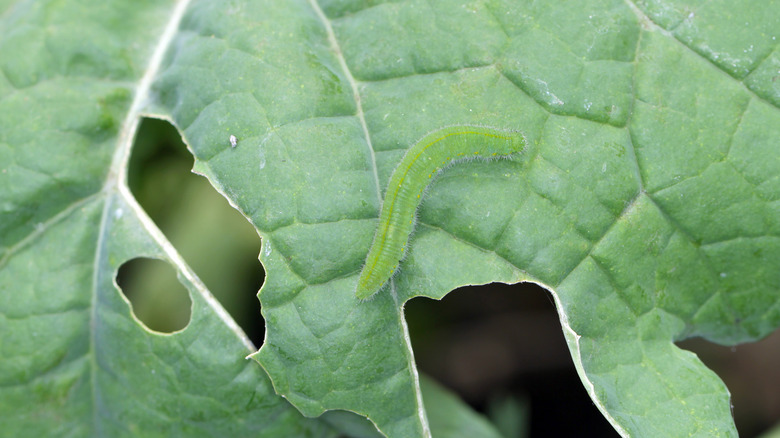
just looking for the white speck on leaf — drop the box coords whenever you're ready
[258,149,266,169]
[229,134,237,148]
[535,79,564,106]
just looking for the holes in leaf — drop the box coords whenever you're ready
[116,257,192,333]
[405,281,780,437]
[405,282,615,437]
[125,118,265,345]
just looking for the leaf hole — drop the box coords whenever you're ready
[405,281,616,436]
[116,257,192,333]
[127,117,265,345]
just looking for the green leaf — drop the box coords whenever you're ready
[220,1,772,436]
[3,0,779,437]
[419,376,505,438]
[0,1,336,436]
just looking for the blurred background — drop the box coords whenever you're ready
[118,117,780,437]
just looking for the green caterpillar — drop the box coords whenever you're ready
[356,125,526,300]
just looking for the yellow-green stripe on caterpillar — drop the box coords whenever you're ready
[355,125,526,300]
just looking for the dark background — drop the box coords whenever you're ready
[117,118,780,437]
